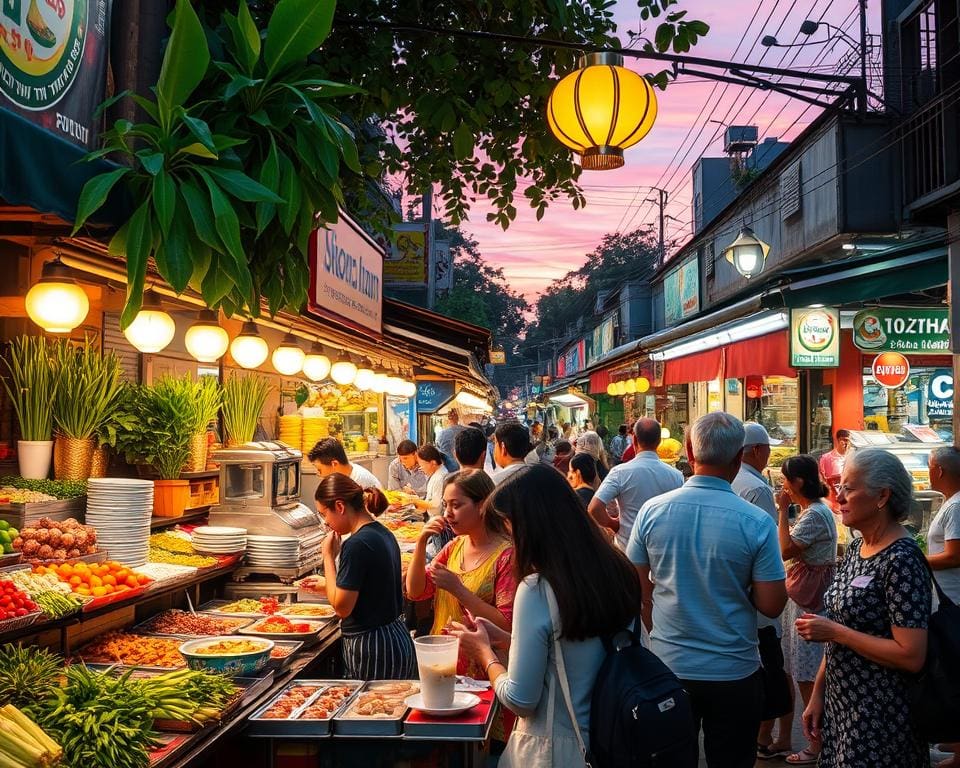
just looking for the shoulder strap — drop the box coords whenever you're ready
[543,580,591,765]
[918,544,954,609]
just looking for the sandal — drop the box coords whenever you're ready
[757,743,791,760]
[786,748,820,765]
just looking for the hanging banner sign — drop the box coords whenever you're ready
[416,381,455,414]
[853,307,950,353]
[384,222,427,286]
[308,212,384,335]
[871,352,911,389]
[790,307,840,368]
[926,369,954,419]
[0,0,112,148]
[489,349,506,365]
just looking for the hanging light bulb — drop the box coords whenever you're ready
[370,372,389,393]
[25,257,90,333]
[302,341,331,381]
[330,351,358,385]
[122,291,175,353]
[272,332,305,376]
[606,383,617,397]
[353,363,375,391]
[401,380,417,398]
[229,321,269,369]
[386,376,406,397]
[184,309,229,362]
[614,381,627,396]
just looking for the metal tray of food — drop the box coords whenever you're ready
[133,610,255,637]
[0,498,85,528]
[198,598,273,618]
[333,680,420,737]
[238,617,327,643]
[276,603,337,620]
[248,680,362,737]
[266,640,304,670]
[72,632,188,670]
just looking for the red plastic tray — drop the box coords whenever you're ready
[81,583,150,612]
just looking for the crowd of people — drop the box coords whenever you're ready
[305,409,957,768]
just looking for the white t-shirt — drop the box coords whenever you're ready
[423,468,449,517]
[929,492,960,603]
[349,463,382,489]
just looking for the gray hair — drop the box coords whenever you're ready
[690,413,745,466]
[932,446,960,478]
[845,447,913,522]
[576,431,603,460]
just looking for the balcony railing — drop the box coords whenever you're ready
[902,94,960,207]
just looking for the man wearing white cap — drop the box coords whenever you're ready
[732,422,792,760]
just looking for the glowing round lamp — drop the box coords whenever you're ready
[606,383,617,397]
[271,333,305,376]
[302,342,331,381]
[229,321,269,369]
[371,373,389,393]
[123,292,175,353]
[25,259,89,333]
[661,427,671,440]
[354,366,375,391]
[546,52,658,171]
[635,377,651,393]
[386,377,406,397]
[723,226,770,278]
[401,381,417,398]
[330,352,358,385]
[624,379,637,394]
[614,381,627,396]
[184,309,229,362]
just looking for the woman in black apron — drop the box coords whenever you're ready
[319,473,415,680]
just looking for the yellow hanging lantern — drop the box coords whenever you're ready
[614,381,627,396]
[624,379,637,394]
[606,383,617,397]
[546,53,658,170]
[635,377,651,393]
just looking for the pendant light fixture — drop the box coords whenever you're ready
[330,350,358,386]
[25,257,90,333]
[723,226,770,278]
[401,379,417,398]
[353,361,375,391]
[122,291,175,353]
[386,376,406,397]
[302,341,331,381]
[229,321,269,369]
[184,309,229,362]
[370,371,389,393]
[272,332,305,376]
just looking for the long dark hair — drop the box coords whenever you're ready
[443,469,509,537]
[315,473,388,517]
[781,454,829,501]
[487,464,640,640]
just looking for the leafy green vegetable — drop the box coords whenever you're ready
[0,477,87,499]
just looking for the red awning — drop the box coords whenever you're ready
[724,331,795,379]
[663,348,722,385]
[589,369,611,394]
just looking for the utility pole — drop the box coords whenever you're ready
[423,187,435,310]
[858,0,868,113]
[643,187,669,267]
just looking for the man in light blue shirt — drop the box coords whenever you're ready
[627,412,786,768]
[435,409,466,472]
[588,418,684,550]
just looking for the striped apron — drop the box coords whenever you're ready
[341,616,417,680]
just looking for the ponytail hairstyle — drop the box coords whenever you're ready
[443,469,508,537]
[315,473,366,513]
[781,454,830,501]
[416,444,444,465]
[363,487,389,518]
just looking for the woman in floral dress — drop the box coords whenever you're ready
[797,447,931,768]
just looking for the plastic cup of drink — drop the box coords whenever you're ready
[414,635,458,708]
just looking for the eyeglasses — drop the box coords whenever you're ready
[836,485,857,495]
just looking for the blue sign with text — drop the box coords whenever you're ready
[416,381,455,414]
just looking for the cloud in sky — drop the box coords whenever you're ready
[452,0,881,303]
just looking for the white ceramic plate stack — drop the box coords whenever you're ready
[85,478,154,567]
[191,526,247,554]
[245,535,301,569]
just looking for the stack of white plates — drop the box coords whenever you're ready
[85,478,154,567]
[245,535,301,568]
[191,526,247,554]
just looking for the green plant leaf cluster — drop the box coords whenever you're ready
[221,373,273,444]
[74,0,360,327]
[0,336,58,442]
[51,338,124,440]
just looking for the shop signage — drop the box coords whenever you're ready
[853,307,950,353]
[557,339,585,379]
[308,213,384,334]
[433,239,452,292]
[664,258,699,326]
[789,307,840,368]
[871,352,911,389]
[0,0,111,148]
[590,316,616,364]
[416,381,455,413]
[926,369,953,418]
[384,222,427,286]
[489,349,506,364]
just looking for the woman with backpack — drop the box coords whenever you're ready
[797,447,930,768]
[450,464,642,767]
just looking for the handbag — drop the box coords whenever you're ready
[785,560,835,612]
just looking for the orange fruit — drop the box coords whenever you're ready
[75,586,91,596]
[116,584,129,592]
[91,586,107,597]
[136,574,150,585]
[69,575,82,587]
[102,575,116,586]
[103,584,115,594]
[34,566,47,575]
[59,563,73,576]
[125,575,139,588]
[88,575,102,588]
[114,569,129,583]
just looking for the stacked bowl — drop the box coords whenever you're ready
[85,478,154,566]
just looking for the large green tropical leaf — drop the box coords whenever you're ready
[152,171,176,235]
[72,167,129,232]
[156,0,210,128]
[264,0,335,79]
[202,167,284,203]
[121,202,156,328]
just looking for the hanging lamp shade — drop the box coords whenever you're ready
[385,376,406,397]
[606,383,617,397]
[123,291,175,353]
[370,372,389,393]
[614,381,627,396]
[723,226,771,278]
[353,365,375,391]
[25,258,90,333]
[229,321,269,369]
[330,351,358,385]
[184,309,229,362]
[272,332,305,375]
[546,53,658,171]
[302,342,332,381]
[401,380,417,398]
[635,377,651,393]
[624,379,637,394]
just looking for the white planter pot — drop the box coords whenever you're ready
[17,440,53,480]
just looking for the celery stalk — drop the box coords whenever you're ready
[0,707,60,760]
[0,721,44,766]
[0,749,30,768]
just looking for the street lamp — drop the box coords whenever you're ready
[25,258,89,333]
[546,53,658,170]
[722,226,770,278]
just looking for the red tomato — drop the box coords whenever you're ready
[13,608,26,617]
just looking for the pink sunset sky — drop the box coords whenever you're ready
[451,0,883,304]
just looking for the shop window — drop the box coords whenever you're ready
[744,375,799,447]
[862,366,953,442]
[657,385,689,440]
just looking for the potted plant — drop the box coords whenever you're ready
[1,336,58,479]
[51,338,123,481]
[115,378,195,517]
[222,374,273,446]
[163,375,222,473]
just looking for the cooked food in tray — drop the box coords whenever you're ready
[297,685,356,720]
[341,681,420,719]
[138,610,252,636]
[192,638,269,655]
[243,616,321,635]
[269,644,298,659]
[76,632,185,668]
[260,685,326,719]
[278,603,336,619]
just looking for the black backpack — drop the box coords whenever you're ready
[907,566,960,742]
[589,621,698,768]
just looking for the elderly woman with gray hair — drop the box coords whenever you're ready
[574,430,609,481]
[797,447,931,768]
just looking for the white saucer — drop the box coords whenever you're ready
[404,692,480,717]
